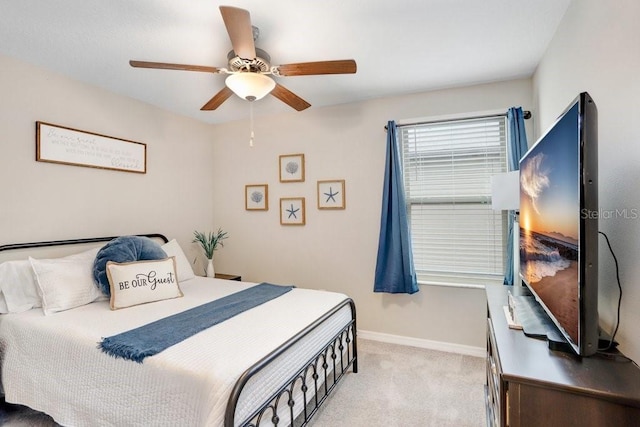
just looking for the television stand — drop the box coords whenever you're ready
[486,285,640,426]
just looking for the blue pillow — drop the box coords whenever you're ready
[93,236,167,296]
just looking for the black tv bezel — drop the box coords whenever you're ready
[518,92,599,356]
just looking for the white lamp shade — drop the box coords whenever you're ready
[225,73,276,101]
[491,171,520,211]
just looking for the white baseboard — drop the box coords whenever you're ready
[357,330,485,358]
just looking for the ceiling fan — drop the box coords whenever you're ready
[129,5,357,112]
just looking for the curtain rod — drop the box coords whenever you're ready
[384,110,532,130]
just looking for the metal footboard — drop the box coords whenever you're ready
[225,298,358,427]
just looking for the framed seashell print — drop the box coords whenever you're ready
[245,184,268,210]
[279,153,305,183]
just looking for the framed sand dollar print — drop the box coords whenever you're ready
[245,184,268,211]
[279,153,305,183]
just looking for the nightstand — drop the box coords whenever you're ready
[214,273,241,281]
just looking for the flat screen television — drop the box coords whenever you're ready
[519,92,599,356]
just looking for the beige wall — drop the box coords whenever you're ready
[210,78,533,349]
[533,0,640,362]
[1,51,534,351]
[0,54,216,260]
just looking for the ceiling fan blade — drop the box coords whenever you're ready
[270,84,311,111]
[201,87,234,110]
[276,60,357,76]
[219,6,256,60]
[129,60,221,74]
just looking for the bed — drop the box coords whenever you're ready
[0,233,357,426]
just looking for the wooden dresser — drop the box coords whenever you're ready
[485,285,640,427]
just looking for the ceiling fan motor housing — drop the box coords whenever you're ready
[227,48,271,72]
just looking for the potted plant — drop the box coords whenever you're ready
[193,228,229,277]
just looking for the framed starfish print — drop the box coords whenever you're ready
[280,197,306,225]
[317,180,346,210]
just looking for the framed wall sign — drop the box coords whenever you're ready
[36,121,146,173]
[318,179,346,209]
[279,153,305,183]
[280,197,306,225]
[245,184,269,211]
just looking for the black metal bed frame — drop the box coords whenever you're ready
[0,233,358,427]
[0,233,169,252]
[227,298,357,427]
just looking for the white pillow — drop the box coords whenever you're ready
[106,257,183,310]
[66,246,100,261]
[0,260,41,313]
[0,248,100,313]
[0,246,101,314]
[29,256,106,315]
[161,239,195,282]
[0,291,10,313]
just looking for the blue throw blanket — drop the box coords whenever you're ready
[99,283,293,363]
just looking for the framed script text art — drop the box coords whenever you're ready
[280,197,306,226]
[245,184,269,211]
[36,121,147,174]
[279,153,305,183]
[317,180,346,209]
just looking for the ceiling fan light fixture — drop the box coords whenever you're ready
[225,73,275,101]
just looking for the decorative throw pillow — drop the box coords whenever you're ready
[93,236,167,296]
[106,257,183,310]
[30,256,106,315]
[161,239,195,282]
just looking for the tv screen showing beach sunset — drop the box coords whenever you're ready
[519,103,580,345]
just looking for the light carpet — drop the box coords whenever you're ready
[308,338,486,427]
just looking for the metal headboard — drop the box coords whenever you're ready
[0,233,169,253]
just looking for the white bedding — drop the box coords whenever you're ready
[0,277,352,426]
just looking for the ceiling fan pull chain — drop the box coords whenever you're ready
[249,102,255,147]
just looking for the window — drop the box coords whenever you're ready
[399,115,507,286]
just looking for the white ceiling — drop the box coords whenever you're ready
[0,0,571,125]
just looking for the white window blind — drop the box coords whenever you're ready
[399,115,508,285]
